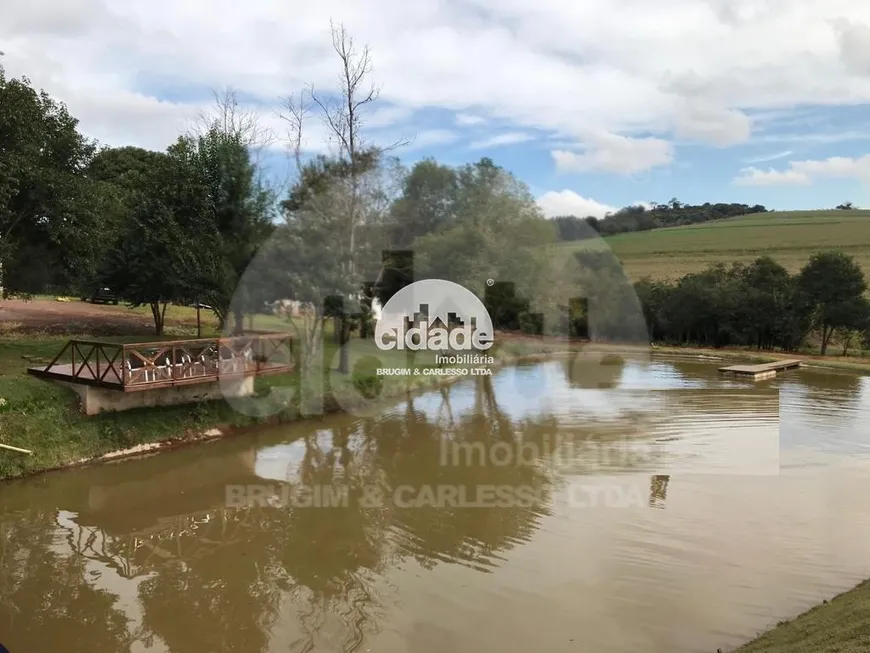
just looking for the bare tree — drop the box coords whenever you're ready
[194,88,275,149]
[279,21,403,375]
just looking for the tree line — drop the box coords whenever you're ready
[551,199,768,240]
[4,24,859,364]
[478,249,870,356]
[0,63,276,334]
[634,251,870,355]
[0,22,560,375]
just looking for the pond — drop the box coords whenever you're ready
[1,353,869,652]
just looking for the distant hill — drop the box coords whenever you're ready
[558,210,870,281]
[551,201,767,240]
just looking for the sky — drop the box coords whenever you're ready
[4,0,870,218]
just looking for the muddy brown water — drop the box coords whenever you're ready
[1,354,869,652]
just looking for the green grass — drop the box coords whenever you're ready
[0,335,275,480]
[0,324,568,481]
[733,580,870,652]
[559,210,870,280]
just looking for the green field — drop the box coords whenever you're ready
[559,210,870,281]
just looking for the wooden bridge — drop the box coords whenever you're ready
[27,333,295,392]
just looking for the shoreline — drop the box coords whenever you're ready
[731,578,870,652]
[5,341,870,483]
[4,341,869,483]
[0,344,576,483]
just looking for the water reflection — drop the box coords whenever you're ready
[649,475,670,508]
[1,356,869,652]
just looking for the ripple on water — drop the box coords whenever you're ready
[2,356,870,653]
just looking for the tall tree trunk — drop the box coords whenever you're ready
[820,324,832,355]
[233,307,244,335]
[337,317,350,374]
[842,332,853,356]
[150,301,166,336]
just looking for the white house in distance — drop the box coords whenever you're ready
[267,295,384,323]
[371,296,383,322]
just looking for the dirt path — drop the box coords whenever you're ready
[0,299,189,336]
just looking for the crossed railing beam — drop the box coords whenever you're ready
[39,334,295,389]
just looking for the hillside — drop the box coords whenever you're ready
[559,210,870,281]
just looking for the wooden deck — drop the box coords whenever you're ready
[718,359,801,380]
[27,334,295,392]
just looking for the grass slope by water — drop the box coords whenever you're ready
[0,325,567,481]
[0,334,285,480]
[558,209,870,281]
[734,580,870,652]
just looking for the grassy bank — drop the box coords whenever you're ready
[496,331,870,373]
[0,331,568,481]
[0,334,281,480]
[5,330,869,481]
[648,344,870,373]
[733,580,870,652]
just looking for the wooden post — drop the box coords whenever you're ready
[196,304,202,339]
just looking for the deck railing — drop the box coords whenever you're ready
[36,333,295,390]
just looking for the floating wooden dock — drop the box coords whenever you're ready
[718,359,801,380]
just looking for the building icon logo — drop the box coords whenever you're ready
[375,279,494,352]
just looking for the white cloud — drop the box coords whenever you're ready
[836,19,870,76]
[732,167,810,186]
[399,129,459,150]
[5,0,870,164]
[455,113,487,126]
[743,150,793,163]
[552,133,674,175]
[469,132,533,149]
[537,190,616,218]
[733,154,870,185]
[673,100,751,146]
[755,130,870,145]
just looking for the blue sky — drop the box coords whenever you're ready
[4,0,870,218]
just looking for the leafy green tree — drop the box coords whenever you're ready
[373,249,414,309]
[797,251,869,355]
[387,158,458,246]
[105,141,219,334]
[634,277,674,342]
[411,158,558,311]
[0,65,112,294]
[738,257,807,350]
[86,146,167,204]
[187,99,275,332]
[661,264,745,347]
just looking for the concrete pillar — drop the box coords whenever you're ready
[57,377,255,416]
